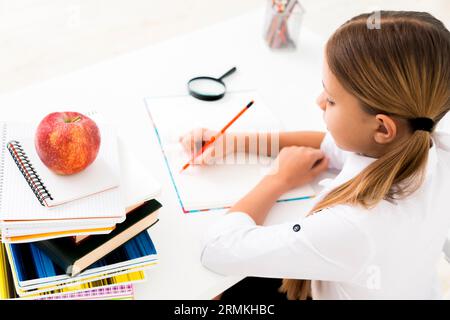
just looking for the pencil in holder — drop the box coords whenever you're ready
[263,0,305,50]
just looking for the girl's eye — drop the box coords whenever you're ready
[326,98,335,106]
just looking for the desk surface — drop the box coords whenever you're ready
[1,5,449,299]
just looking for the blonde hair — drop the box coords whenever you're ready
[280,11,450,300]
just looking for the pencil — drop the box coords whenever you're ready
[180,100,255,172]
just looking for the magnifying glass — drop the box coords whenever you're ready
[187,67,237,101]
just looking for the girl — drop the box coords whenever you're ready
[180,11,450,299]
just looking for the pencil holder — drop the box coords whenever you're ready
[263,0,305,50]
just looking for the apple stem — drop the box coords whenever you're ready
[72,116,82,123]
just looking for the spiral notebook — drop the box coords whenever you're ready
[3,122,120,208]
[0,121,125,221]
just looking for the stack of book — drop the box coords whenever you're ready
[0,115,162,300]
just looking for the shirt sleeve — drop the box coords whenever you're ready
[320,132,351,171]
[200,209,372,282]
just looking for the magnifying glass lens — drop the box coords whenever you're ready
[188,78,225,97]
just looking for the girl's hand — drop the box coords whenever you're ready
[179,128,236,165]
[269,146,329,192]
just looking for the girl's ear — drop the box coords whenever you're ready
[373,114,397,144]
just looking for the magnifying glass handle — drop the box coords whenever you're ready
[218,67,237,81]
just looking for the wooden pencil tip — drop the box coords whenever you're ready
[180,163,189,173]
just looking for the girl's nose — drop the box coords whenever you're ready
[316,91,327,111]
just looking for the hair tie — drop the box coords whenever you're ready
[409,117,435,132]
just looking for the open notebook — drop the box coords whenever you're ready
[145,90,315,213]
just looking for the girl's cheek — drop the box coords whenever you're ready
[323,108,335,128]
[324,110,345,141]
[322,111,332,131]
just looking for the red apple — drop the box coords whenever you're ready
[35,112,101,175]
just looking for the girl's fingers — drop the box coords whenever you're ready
[192,128,205,152]
[197,137,226,165]
[178,128,230,166]
[307,148,326,163]
[179,128,207,155]
[311,157,329,175]
[199,147,215,165]
[179,136,191,153]
[193,145,217,165]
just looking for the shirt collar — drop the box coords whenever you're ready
[319,134,441,191]
[427,134,438,177]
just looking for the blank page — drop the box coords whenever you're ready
[145,91,315,212]
[117,136,161,207]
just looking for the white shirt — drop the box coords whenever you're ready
[200,132,450,299]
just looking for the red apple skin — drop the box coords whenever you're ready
[35,112,101,175]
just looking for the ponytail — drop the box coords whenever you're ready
[311,130,431,213]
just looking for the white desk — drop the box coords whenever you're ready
[1,7,448,299]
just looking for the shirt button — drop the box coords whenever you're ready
[293,224,301,232]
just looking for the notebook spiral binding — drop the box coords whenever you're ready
[0,123,7,212]
[6,140,53,206]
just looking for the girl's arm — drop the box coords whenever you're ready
[230,131,326,157]
[228,175,287,225]
[179,129,326,165]
[228,146,329,225]
[277,131,326,150]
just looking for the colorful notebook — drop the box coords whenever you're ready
[1,244,143,299]
[35,284,135,300]
[6,230,157,293]
[145,90,315,213]
[16,267,149,298]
